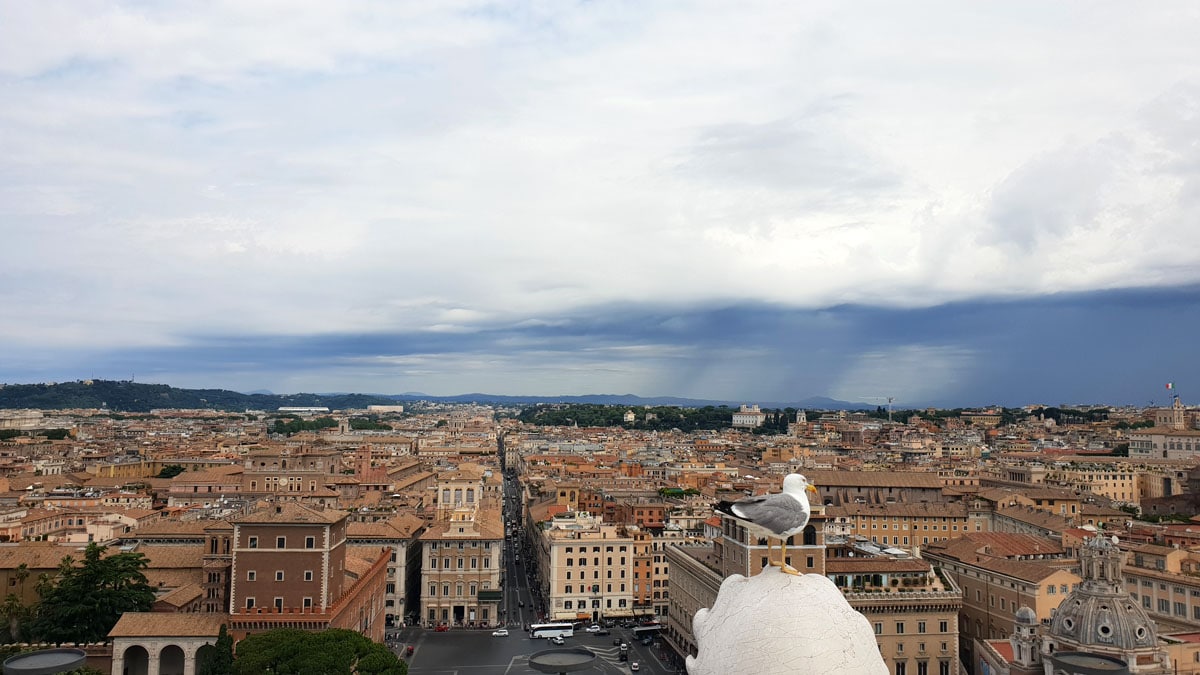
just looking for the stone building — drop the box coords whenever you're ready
[975,535,1172,675]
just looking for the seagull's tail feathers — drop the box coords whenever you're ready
[714,501,739,519]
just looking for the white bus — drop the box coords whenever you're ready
[529,623,574,639]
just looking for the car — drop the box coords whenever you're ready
[613,637,622,646]
[641,637,654,646]
[618,652,628,662]
[619,643,628,651]
[434,624,449,632]
[492,629,509,637]
[594,629,611,636]
[549,636,565,645]
[630,663,640,672]
[585,625,601,633]
[519,601,525,607]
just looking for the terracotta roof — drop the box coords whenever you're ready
[804,469,942,489]
[827,502,969,518]
[232,502,345,525]
[155,582,203,607]
[826,558,931,574]
[140,544,206,569]
[109,612,226,638]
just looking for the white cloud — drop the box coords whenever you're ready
[2,1,1200,355]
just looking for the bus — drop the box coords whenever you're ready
[529,623,574,639]
[632,624,663,640]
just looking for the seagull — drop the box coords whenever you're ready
[715,473,818,575]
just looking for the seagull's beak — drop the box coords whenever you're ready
[806,484,818,494]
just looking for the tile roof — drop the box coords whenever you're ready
[109,612,226,638]
[232,502,345,525]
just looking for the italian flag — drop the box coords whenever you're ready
[1166,383,1175,390]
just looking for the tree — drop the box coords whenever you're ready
[233,628,406,675]
[0,563,31,643]
[156,464,186,478]
[197,624,235,675]
[29,543,156,644]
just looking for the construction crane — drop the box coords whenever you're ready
[859,396,895,423]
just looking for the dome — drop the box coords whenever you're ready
[1048,592,1158,651]
[1015,606,1037,624]
[1048,535,1158,653]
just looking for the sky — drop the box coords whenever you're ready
[2,1,1200,407]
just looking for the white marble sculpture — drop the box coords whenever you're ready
[686,567,888,675]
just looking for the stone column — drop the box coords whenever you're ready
[147,644,161,675]
[183,650,197,675]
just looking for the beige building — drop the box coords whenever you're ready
[667,515,962,675]
[534,511,638,622]
[418,503,503,628]
[824,501,990,551]
[924,533,1080,667]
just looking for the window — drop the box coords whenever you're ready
[275,571,284,581]
[874,622,883,635]
[303,597,312,608]
[305,536,315,548]
[248,536,258,549]
[918,621,926,634]
[247,571,256,581]
[897,661,906,675]
[245,597,255,609]
[896,622,905,634]
[274,597,283,610]
[939,621,948,632]
[276,536,286,548]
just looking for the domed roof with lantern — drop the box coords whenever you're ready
[1047,534,1160,656]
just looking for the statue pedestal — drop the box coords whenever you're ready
[687,567,888,675]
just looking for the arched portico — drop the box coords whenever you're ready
[109,613,227,675]
[111,638,206,675]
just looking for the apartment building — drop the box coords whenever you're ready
[824,502,990,551]
[347,512,426,627]
[534,511,638,622]
[1121,541,1200,627]
[805,470,945,507]
[418,504,503,628]
[241,447,344,495]
[923,533,1080,667]
[667,518,962,675]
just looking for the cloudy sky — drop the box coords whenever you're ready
[2,1,1199,406]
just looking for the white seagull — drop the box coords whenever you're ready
[715,473,818,575]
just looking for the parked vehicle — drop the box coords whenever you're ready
[585,625,602,633]
[434,624,449,632]
[405,646,414,656]
[493,629,509,636]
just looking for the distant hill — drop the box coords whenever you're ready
[0,381,396,413]
[382,392,870,409]
[0,380,871,413]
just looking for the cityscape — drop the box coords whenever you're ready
[0,391,1199,673]
[4,1,1200,674]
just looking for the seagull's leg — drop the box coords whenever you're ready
[780,538,801,576]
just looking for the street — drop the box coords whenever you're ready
[394,470,677,674]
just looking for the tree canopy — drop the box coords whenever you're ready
[28,543,156,643]
[233,628,406,675]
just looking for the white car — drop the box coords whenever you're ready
[585,625,602,633]
[550,636,565,645]
[630,663,640,671]
[492,629,509,637]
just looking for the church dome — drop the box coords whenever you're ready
[1048,535,1158,652]
[1015,606,1037,625]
